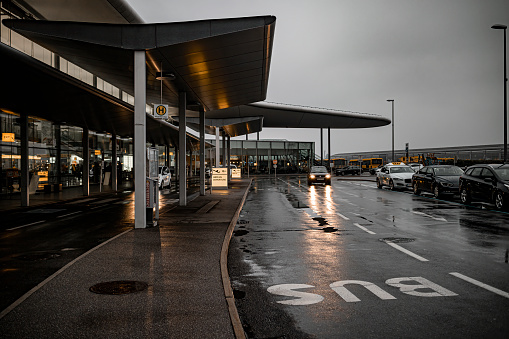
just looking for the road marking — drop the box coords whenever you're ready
[57,211,82,219]
[336,212,350,220]
[450,272,509,299]
[267,284,324,305]
[302,208,321,218]
[67,198,96,204]
[90,198,118,205]
[384,241,429,262]
[412,211,447,222]
[7,220,46,231]
[353,223,376,234]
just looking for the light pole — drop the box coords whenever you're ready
[387,99,395,162]
[491,24,507,163]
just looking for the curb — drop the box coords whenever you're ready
[220,179,252,339]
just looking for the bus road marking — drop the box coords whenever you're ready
[7,220,46,231]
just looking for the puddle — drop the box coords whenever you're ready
[234,230,249,236]
[312,217,329,226]
[322,227,338,233]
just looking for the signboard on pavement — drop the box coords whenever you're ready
[212,168,228,188]
[232,168,241,178]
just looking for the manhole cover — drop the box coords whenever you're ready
[237,220,250,224]
[89,281,148,295]
[379,237,416,243]
[13,252,61,261]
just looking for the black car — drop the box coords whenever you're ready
[459,164,509,210]
[335,166,361,176]
[412,165,463,198]
[308,166,331,185]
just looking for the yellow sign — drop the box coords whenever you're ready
[95,150,101,155]
[2,133,15,142]
[154,104,169,119]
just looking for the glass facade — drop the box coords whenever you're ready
[209,139,314,174]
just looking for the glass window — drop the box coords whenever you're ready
[480,168,494,178]
[470,168,482,177]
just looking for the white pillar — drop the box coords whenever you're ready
[112,133,117,191]
[134,50,146,229]
[215,127,220,167]
[82,128,89,196]
[179,92,187,206]
[199,107,205,195]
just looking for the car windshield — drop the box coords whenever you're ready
[390,167,414,173]
[434,167,463,176]
[494,168,509,180]
[311,166,328,173]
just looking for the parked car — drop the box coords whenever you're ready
[308,166,331,185]
[369,165,383,175]
[377,164,414,190]
[412,165,464,198]
[459,164,509,210]
[336,166,361,176]
[408,163,424,172]
[158,165,171,189]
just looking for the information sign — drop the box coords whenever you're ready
[212,168,228,188]
[154,104,168,119]
[2,133,14,142]
[232,168,241,178]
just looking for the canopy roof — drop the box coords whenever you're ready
[3,16,276,112]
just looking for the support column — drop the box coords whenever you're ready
[199,107,205,195]
[134,50,146,229]
[328,127,331,169]
[20,113,29,207]
[221,130,226,166]
[112,133,117,191]
[179,92,187,206]
[320,128,323,166]
[215,128,220,167]
[82,128,89,196]
[56,124,61,186]
[175,147,179,181]
[227,134,231,185]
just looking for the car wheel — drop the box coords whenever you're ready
[460,187,471,204]
[433,185,441,198]
[494,191,506,210]
[340,172,344,176]
[413,182,421,195]
[389,180,395,191]
[377,178,383,189]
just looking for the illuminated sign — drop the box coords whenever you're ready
[2,133,15,142]
[154,104,168,119]
[95,150,101,155]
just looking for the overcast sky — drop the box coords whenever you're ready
[126,0,509,156]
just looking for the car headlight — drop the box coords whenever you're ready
[310,174,315,179]
[325,174,331,179]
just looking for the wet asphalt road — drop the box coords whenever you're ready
[228,175,509,338]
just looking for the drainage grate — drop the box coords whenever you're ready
[13,251,61,261]
[237,220,250,225]
[89,281,148,295]
[379,237,416,243]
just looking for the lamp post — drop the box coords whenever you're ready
[387,99,395,162]
[491,24,507,163]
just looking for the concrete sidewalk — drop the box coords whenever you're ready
[0,179,251,339]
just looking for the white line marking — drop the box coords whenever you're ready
[57,211,82,219]
[353,223,376,235]
[336,212,350,220]
[67,198,96,204]
[384,241,429,262]
[0,229,132,320]
[7,220,46,231]
[90,198,118,205]
[412,211,447,222]
[450,272,509,299]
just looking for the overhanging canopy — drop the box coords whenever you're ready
[3,16,276,112]
[0,42,200,148]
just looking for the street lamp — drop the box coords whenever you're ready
[387,99,395,162]
[491,24,507,163]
